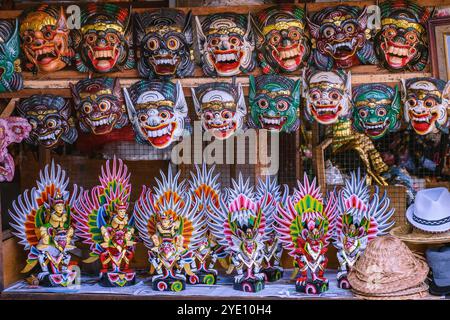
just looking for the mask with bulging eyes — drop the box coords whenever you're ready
[352,84,401,139]
[70,77,128,135]
[307,6,376,70]
[71,3,134,73]
[253,5,310,74]
[248,74,301,133]
[134,9,194,79]
[374,0,430,72]
[191,81,247,140]
[17,95,78,148]
[19,4,73,73]
[195,12,256,77]
[303,68,352,125]
[124,80,189,149]
[401,77,450,135]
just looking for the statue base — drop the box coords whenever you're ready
[262,267,283,282]
[99,271,136,287]
[40,270,77,287]
[186,271,217,285]
[153,276,186,292]
[296,279,329,294]
[337,274,351,289]
[233,279,265,292]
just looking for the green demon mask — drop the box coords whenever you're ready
[249,75,300,133]
[352,84,401,139]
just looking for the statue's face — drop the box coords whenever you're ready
[54,203,64,215]
[117,208,126,219]
[161,217,172,228]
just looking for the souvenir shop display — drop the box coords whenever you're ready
[332,170,395,289]
[253,5,310,74]
[72,157,136,287]
[70,78,129,135]
[348,235,429,299]
[426,246,450,296]
[8,161,80,287]
[352,84,402,140]
[248,74,301,133]
[307,6,377,70]
[195,13,256,77]
[19,4,73,73]
[0,117,31,182]
[191,81,246,140]
[374,0,430,72]
[401,77,450,135]
[256,176,287,282]
[16,95,78,149]
[275,174,337,294]
[303,69,389,186]
[134,9,194,79]
[72,3,134,73]
[0,19,23,92]
[186,163,224,285]
[124,79,189,149]
[207,174,274,292]
[134,167,205,292]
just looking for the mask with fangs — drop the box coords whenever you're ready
[374,0,431,72]
[352,83,401,139]
[134,9,194,79]
[307,6,377,70]
[303,68,352,125]
[191,81,247,140]
[248,74,301,133]
[70,77,129,135]
[19,4,73,73]
[124,80,189,149]
[401,77,450,135]
[17,95,78,148]
[253,5,310,74]
[195,12,256,77]
[72,3,135,73]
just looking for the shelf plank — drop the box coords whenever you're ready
[0,0,449,19]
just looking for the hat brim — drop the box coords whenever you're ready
[351,283,430,300]
[406,204,450,233]
[391,225,450,244]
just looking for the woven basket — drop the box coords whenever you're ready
[348,235,429,295]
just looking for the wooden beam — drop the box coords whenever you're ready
[0,98,18,117]
[0,0,449,19]
[313,138,332,192]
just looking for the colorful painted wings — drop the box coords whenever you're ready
[72,157,131,258]
[207,173,274,251]
[333,170,395,250]
[274,173,337,256]
[134,166,206,253]
[9,161,79,262]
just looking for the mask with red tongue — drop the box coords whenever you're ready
[303,68,352,125]
[402,77,450,135]
[195,12,256,77]
[374,0,430,72]
[19,4,73,73]
[307,6,376,70]
[253,5,310,74]
[72,3,134,73]
[124,80,189,149]
[192,81,247,140]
